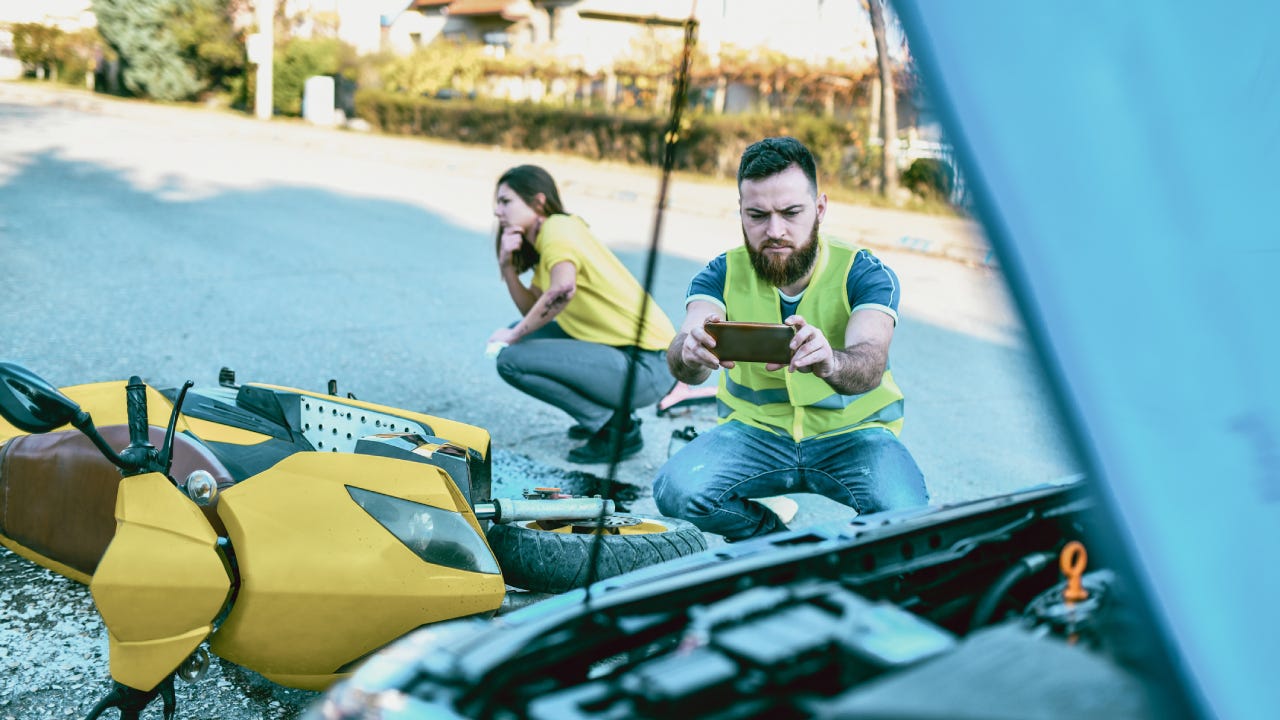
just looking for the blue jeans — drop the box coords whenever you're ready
[496,322,674,432]
[654,420,928,541]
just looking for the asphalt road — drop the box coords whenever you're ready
[0,82,1078,719]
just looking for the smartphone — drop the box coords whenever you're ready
[704,321,795,364]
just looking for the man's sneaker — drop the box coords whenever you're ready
[567,424,593,440]
[751,495,799,525]
[567,417,643,464]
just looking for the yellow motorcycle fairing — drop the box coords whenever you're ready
[89,472,231,692]
[0,380,272,447]
[210,452,505,690]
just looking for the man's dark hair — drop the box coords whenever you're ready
[737,136,819,194]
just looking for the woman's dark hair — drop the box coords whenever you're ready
[495,165,567,273]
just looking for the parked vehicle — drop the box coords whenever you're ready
[0,363,703,719]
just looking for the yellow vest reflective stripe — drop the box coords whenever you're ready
[718,239,906,441]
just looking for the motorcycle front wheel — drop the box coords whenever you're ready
[486,514,706,594]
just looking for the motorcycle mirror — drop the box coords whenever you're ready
[0,362,82,433]
[159,381,194,476]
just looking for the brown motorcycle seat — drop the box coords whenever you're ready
[0,425,235,577]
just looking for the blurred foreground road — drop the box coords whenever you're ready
[0,82,1076,719]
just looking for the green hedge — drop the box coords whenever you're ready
[901,158,954,202]
[353,89,867,189]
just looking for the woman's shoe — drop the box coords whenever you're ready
[567,418,643,463]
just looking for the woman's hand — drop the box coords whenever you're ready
[489,326,520,346]
[497,226,525,266]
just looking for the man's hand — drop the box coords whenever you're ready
[668,302,733,384]
[777,310,894,395]
[772,315,834,375]
[680,313,735,371]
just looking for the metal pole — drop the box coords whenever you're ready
[255,0,273,121]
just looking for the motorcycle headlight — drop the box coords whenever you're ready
[348,486,500,575]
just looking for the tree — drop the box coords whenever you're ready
[11,23,65,80]
[93,0,243,101]
[866,0,898,199]
[169,0,246,93]
[93,0,201,100]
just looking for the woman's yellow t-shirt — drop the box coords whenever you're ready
[532,215,675,351]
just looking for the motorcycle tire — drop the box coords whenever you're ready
[486,514,707,594]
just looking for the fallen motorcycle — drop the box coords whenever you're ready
[0,361,704,719]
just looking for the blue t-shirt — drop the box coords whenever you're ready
[686,247,901,322]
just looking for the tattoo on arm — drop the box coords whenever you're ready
[540,289,573,319]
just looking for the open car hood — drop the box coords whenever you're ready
[894,2,1279,717]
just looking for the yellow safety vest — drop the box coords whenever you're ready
[719,239,905,441]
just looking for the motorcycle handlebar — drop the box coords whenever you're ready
[125,376,150,449]
[117,375,161,476]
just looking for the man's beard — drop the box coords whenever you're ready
[745,221,820,287]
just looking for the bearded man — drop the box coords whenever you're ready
[655,136,928,541]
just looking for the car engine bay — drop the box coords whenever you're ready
[316,482,1170,720]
